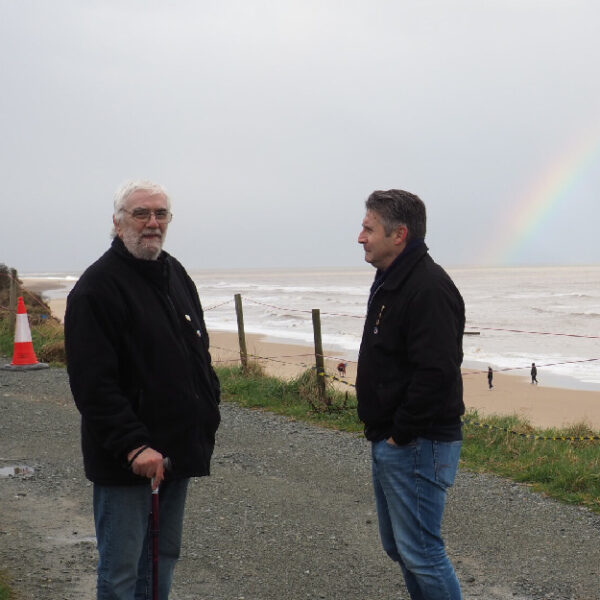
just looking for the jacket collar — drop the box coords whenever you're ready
[110,236,171,290]
[369,239,428,304]
[383,239,428,288]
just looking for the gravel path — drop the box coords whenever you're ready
[1,365,599,600]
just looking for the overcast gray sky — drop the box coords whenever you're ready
[2,1,599,273]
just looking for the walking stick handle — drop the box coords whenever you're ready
[152,457,172,493]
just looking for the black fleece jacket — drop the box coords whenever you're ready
[64,237,221,485]
[356,243,465,445]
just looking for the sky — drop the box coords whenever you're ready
[2,1,599,274]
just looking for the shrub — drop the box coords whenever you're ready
[37,340,66,364]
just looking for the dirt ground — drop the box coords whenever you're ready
[1,365,600,600]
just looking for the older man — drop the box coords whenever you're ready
[65,181,221,600]
[356,189,465,600]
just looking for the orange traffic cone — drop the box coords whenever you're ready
[2,297,49,371]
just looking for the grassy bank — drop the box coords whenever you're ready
[217,365,600,513]
[0,274,66,364]
[0,317,65,365]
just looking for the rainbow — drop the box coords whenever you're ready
[483,125,600,265]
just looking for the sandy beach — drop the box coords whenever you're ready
[39,291,600,432]
[206,329,600,431]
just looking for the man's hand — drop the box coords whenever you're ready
[127,446,165,490]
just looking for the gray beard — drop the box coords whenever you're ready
[120,230,164,260]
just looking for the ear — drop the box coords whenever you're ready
[113,214,122,237]
[393,225,408,246]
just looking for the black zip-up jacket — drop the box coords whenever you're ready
[356,243,465,445]
[64,237,221,485]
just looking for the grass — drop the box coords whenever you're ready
[0,316,66,365]
[460,412,600,511]
[0,279,66,365]
[217,364,600,513]
[218,363,363,433]
[0,572,14,600]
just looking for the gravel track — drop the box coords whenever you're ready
[1,365,599,599]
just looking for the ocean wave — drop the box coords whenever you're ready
[22,273,79,281]
[551,292,596,299]
[195,280,367,296]
[271,313,309,323]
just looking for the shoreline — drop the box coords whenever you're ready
[26,285,600,431]
[208,329,600,431]
[44,294,600,387]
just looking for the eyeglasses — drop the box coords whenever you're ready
[123,208,173,223]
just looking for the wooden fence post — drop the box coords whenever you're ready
[8,268,18,336]
[234,293,248,373]
[312,308,328,405]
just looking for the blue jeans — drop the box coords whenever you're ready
[93,479,189,600]
[371,438,462,600]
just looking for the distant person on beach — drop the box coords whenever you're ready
[337,361,347,377]
[531,362,538,384]
[64,181,221,600]
[488,366,494,389]
[356,189,465,600]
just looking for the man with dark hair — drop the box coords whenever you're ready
[65,181,221,600]
[356,189,465,600]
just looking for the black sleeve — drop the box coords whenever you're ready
[64,291,150,459]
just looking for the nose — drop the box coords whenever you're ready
[146,213,160,227]
[358,230,366,244]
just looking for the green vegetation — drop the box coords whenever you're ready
[0,571,14,600]
[218,363,363,433]
[0,317,65,365]
[460,412,600,511]
[0,319,14,357]
[0,270,65,365]
[217,364,600,513]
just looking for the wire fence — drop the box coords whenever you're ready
[3,268,599,440]
[201,293,600,441]
[202,294,599,380]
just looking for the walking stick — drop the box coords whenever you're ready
[150,457,171,600]
[150,485,160,600]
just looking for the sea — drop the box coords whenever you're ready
[22,265,600,391]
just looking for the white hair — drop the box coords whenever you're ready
[111,180,171,238]
[113,180,171,215]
